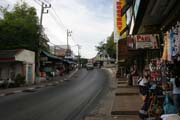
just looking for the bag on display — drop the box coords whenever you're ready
[163,95,177,114]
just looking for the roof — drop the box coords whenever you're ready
[0,49,23,58]
[41,51,64,61]
[41,51,76,64]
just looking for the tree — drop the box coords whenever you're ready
[96,32,116,59]
[106,32,116,59]
[96,41,106,53]
[0,2,49,52]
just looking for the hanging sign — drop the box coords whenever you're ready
[134,34,159,49]
[113,0,126,43]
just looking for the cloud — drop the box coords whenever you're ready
[2,0,113,58]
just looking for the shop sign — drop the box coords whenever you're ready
[113,0,126,43]
[134,34,159,49]
[127,35,135,49]
[40,57,48,61]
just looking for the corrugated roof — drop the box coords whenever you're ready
[0,49,23,58]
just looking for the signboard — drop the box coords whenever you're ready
[127,34,159,49]
[113,0,126,43]
[65,49,72,56]
[40,57,48,61]
[134,34,159,49]
[127,35,135,48]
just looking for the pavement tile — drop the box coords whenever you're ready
[111,95,142,115]
[115,87,139,94]
[117,81,127,84]
[112,115,140,120]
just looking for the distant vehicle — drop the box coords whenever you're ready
[86,63,94,70]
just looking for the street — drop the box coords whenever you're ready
[0,68,110,120]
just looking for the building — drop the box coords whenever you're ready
[116,0,180,77]
[0,49,35,85]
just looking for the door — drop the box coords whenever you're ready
[27,64,32,84]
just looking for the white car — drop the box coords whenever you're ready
[86,63,94,70]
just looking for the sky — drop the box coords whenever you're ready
[0,0,113,58]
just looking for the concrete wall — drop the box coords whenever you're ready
[0,50,35,84]
[15,50,35,84]
[0,63,23,80]
[15,50,35,63]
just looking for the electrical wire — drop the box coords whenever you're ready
[35,0,79,54]
[33,0,41,6]
[51,6,68,31]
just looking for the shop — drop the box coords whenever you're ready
[138,21,180,120]
[126,34,161,86]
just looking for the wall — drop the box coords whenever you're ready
[0,62,23,80]
[15,50,35,63]
[15,50,35,84]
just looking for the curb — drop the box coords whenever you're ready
[0,69,79,97]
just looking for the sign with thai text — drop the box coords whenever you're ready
[127,34,159,49]
[113,0,126,43]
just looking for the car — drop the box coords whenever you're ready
[86,63,94,70]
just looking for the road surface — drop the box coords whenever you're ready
[0,68,110,120]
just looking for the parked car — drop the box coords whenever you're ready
[86,63,94,70]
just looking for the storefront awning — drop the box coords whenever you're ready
[41,51,76,64]
[41,51,64,61]
[133,0,180,34]
[121,0,133,16]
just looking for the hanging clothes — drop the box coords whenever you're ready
[162,32,168,60]
[168,30,173,62]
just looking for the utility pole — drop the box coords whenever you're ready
[76,44,81,68]
[36,2,51,76]
[66,29,72,56]
[40,2,51,26]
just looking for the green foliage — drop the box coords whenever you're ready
[0,2,41,51]
[96,32,116,59]
[96,41,106,53]
[15,74,25,87]
[106,32,116,58]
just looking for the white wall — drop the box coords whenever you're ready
[15,50,35,63]
[15,50,35,84]
[0,63,23,80]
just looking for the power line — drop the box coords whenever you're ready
[49,11,67,32]
[33,0,41,6]
[51,6,67,30]
[43,0,51,4]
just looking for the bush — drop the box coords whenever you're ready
[15,74,25,87]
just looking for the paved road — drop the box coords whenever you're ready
[0,68,109,120]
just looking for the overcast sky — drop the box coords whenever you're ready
[0,0,113,58]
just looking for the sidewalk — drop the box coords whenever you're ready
[84,68,142,120]
[0,69,78,97]
[111,77,141,120]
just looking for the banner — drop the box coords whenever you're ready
[113,0,126,43]
[134,34,159,49]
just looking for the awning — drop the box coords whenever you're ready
[121,0,133,17]
[41,51,77,64]
[41,51,64,61]
[63,59,76,64]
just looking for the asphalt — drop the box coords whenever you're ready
[0,68,110,120]
[0,66,143,120]
[0,69,78,97]
[84,68,142,120]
